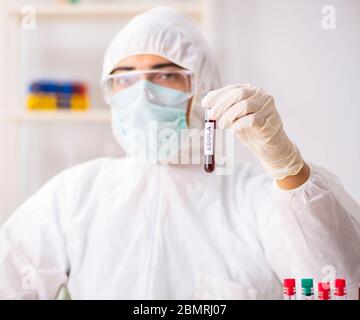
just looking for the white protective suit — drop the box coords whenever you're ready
[1,7,360,300]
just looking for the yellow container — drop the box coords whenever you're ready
[70,94,89,111]
[27,93,57,111]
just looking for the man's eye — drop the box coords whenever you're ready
[160,73,178,80]
[119,78,128,85]
[116,78,130,86]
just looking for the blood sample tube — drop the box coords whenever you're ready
[318,282,331,300]
[301,278,314,300]
[283,278,296,300]
[204,110,216,173]
[333,279,347,300]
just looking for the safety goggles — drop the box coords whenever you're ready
[103,69,194,104]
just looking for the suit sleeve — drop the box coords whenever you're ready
[255,164,360,299]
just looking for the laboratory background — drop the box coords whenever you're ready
[0,0,359,224]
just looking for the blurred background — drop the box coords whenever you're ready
[0,0,359,224]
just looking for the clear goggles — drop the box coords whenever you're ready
[103,69,195,106]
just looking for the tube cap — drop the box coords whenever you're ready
[301,278,313,287]
[334,279,346,296]
[335,279,346,288]
[318,282,331,300]
[283,279,296,296]
[284,279,296,287]
[301,278,314,296]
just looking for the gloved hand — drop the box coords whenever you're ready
[201,83,304,180]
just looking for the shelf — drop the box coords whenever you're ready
[9,2,203,19]
[5,110,111,123]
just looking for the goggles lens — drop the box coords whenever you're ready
[103,69,194,104]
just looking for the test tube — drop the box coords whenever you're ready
[301,278,314,300]
[333,279,347,300]
[318,282,331,300]
[204,110,216,173]
[283,278,296,300]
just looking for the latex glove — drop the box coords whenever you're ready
[201,83,304,180]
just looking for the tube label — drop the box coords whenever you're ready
[204,122,214,155]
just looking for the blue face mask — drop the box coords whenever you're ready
[109,80,189,162]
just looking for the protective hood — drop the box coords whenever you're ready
[101,6,221,131]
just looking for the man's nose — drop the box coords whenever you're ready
[138,81,154,100]
[139,74,152,81]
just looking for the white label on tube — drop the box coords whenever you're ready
[204,122,214,155]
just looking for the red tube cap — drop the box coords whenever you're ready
[283,279,296,296]
[318,282,331,300]
[284,278,296,287]
[334,278,346,296]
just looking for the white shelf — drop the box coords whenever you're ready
[5,110,111,123]
[9,2,203,19]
